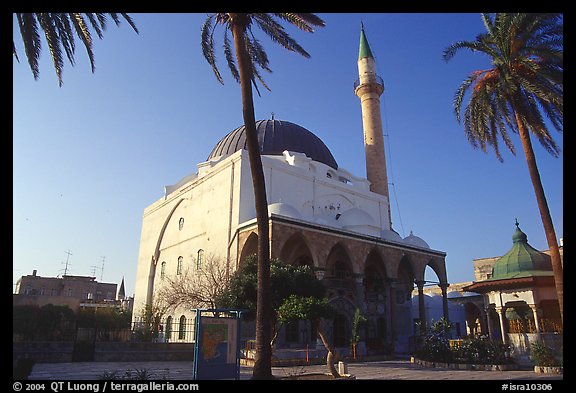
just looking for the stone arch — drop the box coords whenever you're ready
[325,243,354,280]
[239,232,258,266]
[464,302,483,336]
[364,249,387,295]
[396,255,416,297]
[146,198,186,307]
[424,257,448,286]
[279,232,315,268]
[327,296,357,348]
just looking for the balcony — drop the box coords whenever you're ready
[354,74,384,90]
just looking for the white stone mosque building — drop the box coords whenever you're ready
[133,26,449,355]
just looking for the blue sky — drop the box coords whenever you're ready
[13,13,563,297]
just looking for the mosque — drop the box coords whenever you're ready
[132,26,449,355]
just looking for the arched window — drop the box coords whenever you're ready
[334,260,349,280]
[177,256,183,275]
[197,249,204,269]
[178,315,187,340]
[178,217,184,230]
[160,261,166,280]
[165,316,173,342]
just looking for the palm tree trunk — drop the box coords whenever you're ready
[230,14,274,380]
[515,112,563,324]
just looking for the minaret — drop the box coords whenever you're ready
[354,24,391,224]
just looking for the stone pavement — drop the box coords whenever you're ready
[28,360,563,381]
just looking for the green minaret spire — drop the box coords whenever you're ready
[358,22,374,60]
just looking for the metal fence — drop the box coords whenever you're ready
[93,321,197,343]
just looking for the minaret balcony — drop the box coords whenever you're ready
[354,74,384,90]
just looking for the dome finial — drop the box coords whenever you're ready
[515,217,520,228]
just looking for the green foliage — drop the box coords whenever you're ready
[350,308,367,346]
[77,307,132,329]
[530,341,560,367]
[98,368,170,380]
[453,335,511,365]
[215,255,326,316]
[415,318,454,363]
[13,304,76,341]
[132,304,163,342]
[277,295,335,324]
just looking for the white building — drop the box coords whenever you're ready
[132,26,449,355]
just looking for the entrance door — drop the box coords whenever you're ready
[333,314,348,347]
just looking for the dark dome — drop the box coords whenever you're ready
[207,119,338,169]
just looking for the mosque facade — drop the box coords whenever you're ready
[132,26,449,355]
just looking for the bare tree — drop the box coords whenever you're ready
[156,253,230,312]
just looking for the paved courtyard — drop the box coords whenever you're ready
[28,360,563,381]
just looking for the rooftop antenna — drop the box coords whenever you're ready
[90,256,105,281]
[100,256,105,281]
[61,250,72,276]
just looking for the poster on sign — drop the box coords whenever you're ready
[192,309,242,380]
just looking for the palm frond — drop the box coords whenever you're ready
[15,13,138,85]
[69,13,96,73]
[36,13,65,86]
[201,15,224,85]
[223,28,240,83]
[445,13,562,162]
[17,13,42,80]
[272,13,325,32]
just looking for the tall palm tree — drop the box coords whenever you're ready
[201,13,325,379]
[14,13,138,86]
[444,13,563,322]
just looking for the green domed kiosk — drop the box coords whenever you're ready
[464,220,561,362]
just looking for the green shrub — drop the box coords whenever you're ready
[530,342,559,367]
[415,318,453,363]
[454,335,511,364]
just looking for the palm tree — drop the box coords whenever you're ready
[14,13,138,86]
[201,13,325,379]
[444,13,563,322]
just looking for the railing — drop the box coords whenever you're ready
[354,75,384,90]
[507,318,562,334]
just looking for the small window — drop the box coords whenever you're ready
[178,217,184,230]
[166,316,173,342]
[177,256,183,275]
[197,249,204,269]
[178,315,187,340]
[160,261,166,280]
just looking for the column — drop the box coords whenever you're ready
[415,280,426,334]
[439,283,450,322]
[485,306,495,340]
[387,278,397,343]
[479,306,489,336]
[354,273,367,359]
[529,304,542,336]
[495,306,508,344]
